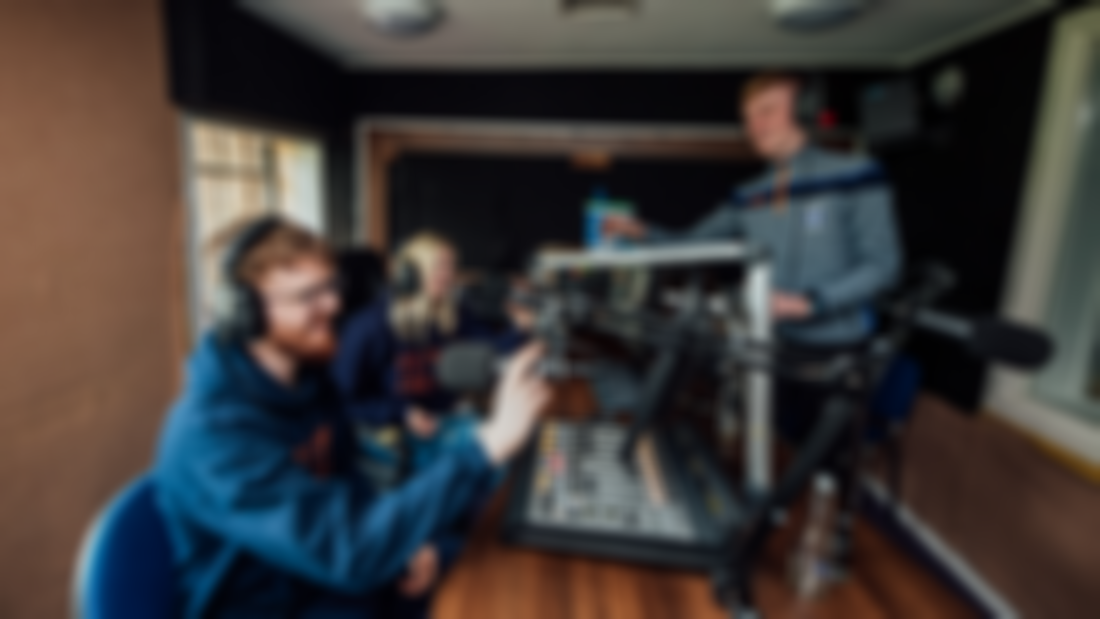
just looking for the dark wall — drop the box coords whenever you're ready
[875,14,1059,408]
[162,0,356,243]
[354,70,884,126]
[164,0,345,125]
[389,154,762,271]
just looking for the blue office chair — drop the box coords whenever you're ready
[74,475,175,619]
[867,354,922,504]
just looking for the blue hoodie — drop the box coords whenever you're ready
[154,335,496,618]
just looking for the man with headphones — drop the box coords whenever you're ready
[605,73,902,567]
[154,217,549,619]
[605,72,903,437]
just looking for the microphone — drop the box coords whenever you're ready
[914,310,1053,369]
[435,340,586,393]
[436,341,502,393]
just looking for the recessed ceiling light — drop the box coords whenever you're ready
[771,0,872,31]
[564,0,639,21]
[361,0,445,37]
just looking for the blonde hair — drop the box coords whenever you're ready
[740,71,801,107]
[390,231,458,342]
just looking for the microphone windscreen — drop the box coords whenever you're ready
[436,341,499,392]
[969,318,1054,369]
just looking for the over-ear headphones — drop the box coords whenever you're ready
[215,215,283,342]
[388,231,459,302]
[794,72,827,130]
[389,255,422,300]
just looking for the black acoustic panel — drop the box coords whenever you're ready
[388,154,762,272]
[604,158,763,230]
[354,72,889,127]
[389,154,582,271]
[164,0,347,126]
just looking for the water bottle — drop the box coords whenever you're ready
[584,187,635,250]
[583,186,611,250]
[788,473,841,599]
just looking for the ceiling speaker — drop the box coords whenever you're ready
[771,0,871,31]
[362,0,445,37]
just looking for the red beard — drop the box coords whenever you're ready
[268,323,338,363]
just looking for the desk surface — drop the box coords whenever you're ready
[432,485,978,619]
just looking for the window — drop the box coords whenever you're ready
[985,9,1100,467]
[183,119,325,338]
[1032,56,1100,422]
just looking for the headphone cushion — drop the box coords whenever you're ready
[238,287,265,339]
[391,258,422,299]
[215,216,281,341]
[215,284,262,341]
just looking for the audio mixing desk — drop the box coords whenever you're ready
[503,420,743,570]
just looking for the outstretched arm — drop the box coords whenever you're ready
[162,420,497,595]
[643,203,746,244]
[162,344,550,596]
[603,203,745,245]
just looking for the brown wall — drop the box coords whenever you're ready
[903,397,1100,618]
[0,1,180,617]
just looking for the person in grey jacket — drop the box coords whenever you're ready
[605,72,903,441]
[605,72,902,349]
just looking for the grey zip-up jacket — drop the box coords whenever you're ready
[648,145,903,346]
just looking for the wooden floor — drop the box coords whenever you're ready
[432,488,978,619]
[900,396,1100,618]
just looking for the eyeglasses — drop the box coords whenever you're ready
[265,276,344,308]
